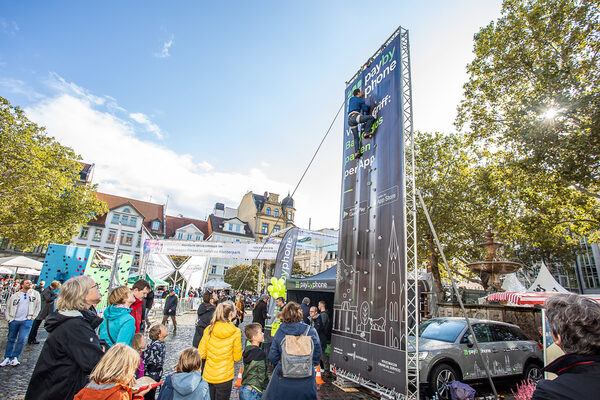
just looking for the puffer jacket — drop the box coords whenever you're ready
[74,382,132,400]
[198,321,242,384]
[192,303,215,348]
[97,305,135,347]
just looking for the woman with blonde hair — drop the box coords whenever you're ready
[25,275,105,400]
[98,286,136,347]
[198,301,242,400]
[74,343,149,399]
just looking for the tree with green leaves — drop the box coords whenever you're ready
[415,131,598,297]
[225,264,260,291]
[0,96,107,250]
[456,0,600,200]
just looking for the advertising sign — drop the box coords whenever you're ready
[143,239,279,259]
[331,31,407,393]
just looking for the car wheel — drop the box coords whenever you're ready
[523,362,543,384]
[428,363,459,400]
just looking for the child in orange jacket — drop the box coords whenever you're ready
[74,344,151,400]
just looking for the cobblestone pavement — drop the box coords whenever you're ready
[0,312,516,399]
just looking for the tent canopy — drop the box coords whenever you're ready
[527,262,568,293]
[203,279,231,290]
[0,256,43,270]
[487,291,600,305]
[128,273,169,288]
[286,265,337,293]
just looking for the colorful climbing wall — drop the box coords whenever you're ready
[85,249,133,310]
[40,244,93,284]
[41,244,134,310]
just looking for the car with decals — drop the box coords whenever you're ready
[410,317,543,399]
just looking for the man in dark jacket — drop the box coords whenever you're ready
[192,290,217,348]
[300,297,311,325]
[532,293,600,400]
[27,281,60,344]
[161,289,178,332]
[252,295,270,329]
[143,288,154,330]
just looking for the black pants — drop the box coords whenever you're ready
[209,380,233,400]
[144,387,157,400]
[348,112,376,154]
[27,319,43,343]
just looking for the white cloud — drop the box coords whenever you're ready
[23,79,291,222]
[0,78,44,100]
[155,35,174,58]
[129,112,164,139]
[0,18,19,35]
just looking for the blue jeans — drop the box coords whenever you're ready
[4,319,33,359]
[239,385,262,400]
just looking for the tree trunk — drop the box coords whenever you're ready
[426,235,444,304]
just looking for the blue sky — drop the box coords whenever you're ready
[1,1,502,229]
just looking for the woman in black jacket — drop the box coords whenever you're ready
[25,276,104,400]
[192,290,217,348]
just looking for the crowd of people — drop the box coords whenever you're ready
[0,276,331,400]
[3,272,597,400]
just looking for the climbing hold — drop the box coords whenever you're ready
[378,236,382,240]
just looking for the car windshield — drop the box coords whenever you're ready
[419,320,467,343]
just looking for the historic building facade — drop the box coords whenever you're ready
[237,191,295,242]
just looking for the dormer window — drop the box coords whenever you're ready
[274,209,279,217]
[266,207,271,216]
[151,220,160,230]
[123,208,131,213]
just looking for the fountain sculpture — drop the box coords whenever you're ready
[466,229,522,292]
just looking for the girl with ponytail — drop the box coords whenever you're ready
[198,301,242,400]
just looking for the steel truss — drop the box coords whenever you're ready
[400,26,419,400]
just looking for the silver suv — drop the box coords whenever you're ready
[412,317,543,399]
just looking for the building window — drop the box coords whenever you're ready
[266,207,271,216]
[121,215,129,225]
[195,235,202,241]
[107,230,117,243]
[93,228,103,242]
[151,220,160,230]
[80,227,89,240]
[187,233,192,240]
[274,209,279,217]
[235,225,241,232]
[123,208,131,213]
[136,235,141,247]
[224,266,229,273]
[287,211,292,220]
[111,214,120,224]
[210,266,217,274]
[129,216,137,227]
[262,223,269,234]
[123,233,133,246]
[273,225,280,233]
[228,223,234,231]
[177,232,183,239]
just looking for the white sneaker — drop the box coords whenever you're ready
[9,358,20,366]
[0,358,11,367]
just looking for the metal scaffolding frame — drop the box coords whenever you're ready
[400,26,420,400]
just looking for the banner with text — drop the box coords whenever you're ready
[143,239,279,259]
[331,31,407,393]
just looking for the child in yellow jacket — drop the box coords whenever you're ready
[198,301,242,400]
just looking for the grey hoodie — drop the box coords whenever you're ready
[171,372,209,400]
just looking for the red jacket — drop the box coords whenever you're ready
[130,299,144,333]
[74,383,132,400]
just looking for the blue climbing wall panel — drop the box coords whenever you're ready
[40,244,93,284]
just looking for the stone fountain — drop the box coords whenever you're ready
[466,229,522,292]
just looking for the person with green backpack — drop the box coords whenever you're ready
[264,302,321,400]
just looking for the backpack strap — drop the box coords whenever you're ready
[303,325,310,336]
[105,319,116,345]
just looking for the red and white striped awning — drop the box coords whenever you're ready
[486,291,600,305]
